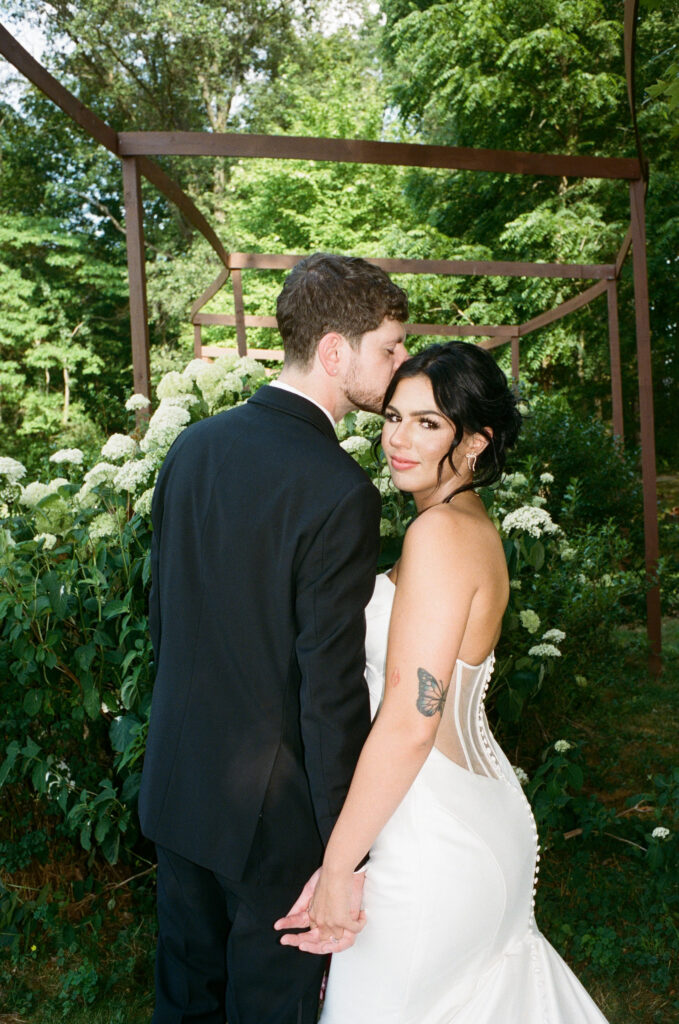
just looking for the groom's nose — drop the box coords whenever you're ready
[393,342,409,370]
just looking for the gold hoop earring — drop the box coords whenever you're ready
[466,452,477,474]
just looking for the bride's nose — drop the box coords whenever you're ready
[389,421,410,448]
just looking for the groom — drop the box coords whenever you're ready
[139,253,408,1024]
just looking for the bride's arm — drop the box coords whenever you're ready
[280,506,480,949]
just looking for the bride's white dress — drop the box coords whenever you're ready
[320,573,608,1023]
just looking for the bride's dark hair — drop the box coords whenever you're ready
[381,342,522,502]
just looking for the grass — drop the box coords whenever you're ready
[534,618,679,1024]
[2,624,677,1023]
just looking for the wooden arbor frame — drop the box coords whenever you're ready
[0,0,661,664]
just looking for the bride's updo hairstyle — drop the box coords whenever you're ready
[382,341,522,501]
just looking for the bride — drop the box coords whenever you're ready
[277,341,608,1023]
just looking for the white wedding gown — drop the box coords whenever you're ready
[320,573,608,1023]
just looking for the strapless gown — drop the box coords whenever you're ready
[320,573,608,1023]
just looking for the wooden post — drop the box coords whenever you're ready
[511,337,520,384]
[630,179,662,670]
[606,280,624,440]
[194,324,202,359]
[122,157,151,409]
[232,268,247,356]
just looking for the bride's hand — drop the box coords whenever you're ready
[275,869,366,954]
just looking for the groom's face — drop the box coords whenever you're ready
[341,318,408,414]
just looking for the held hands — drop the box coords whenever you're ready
[274,868,366,955]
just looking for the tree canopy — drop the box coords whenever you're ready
[0,0,677,467]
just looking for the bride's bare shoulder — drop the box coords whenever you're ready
[400,500,503,581]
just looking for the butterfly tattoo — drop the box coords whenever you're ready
[415,667,450,717]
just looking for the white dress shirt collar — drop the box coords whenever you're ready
[269,379,337,427]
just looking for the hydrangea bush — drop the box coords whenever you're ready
[0,353,644,870]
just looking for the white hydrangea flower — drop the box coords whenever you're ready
[34,532,57,549]
[559,543,576,562]
[197,365,244,409]
[340,436,372,457]
[540,472,554,484]
[502,506,561,539]
[157,371,195,401]
[0,456,28,483]
[554,740,572,753]
[134,486,155,517]
[651,826,670,840]
[234,355,267,381]
[531,495,547,508]
[0,527,17,550]
[519,609,541,634]
[113,458,155,494]
[377,475,397,496]
[140,402,191,453]
[182,359,211,381]
[19,481,52,508]
[599,573,614,587]
[101,434,138,461]
[49,448,83,466]
[161,393,200,410]
[575,675,588,688]
[89,512,120,540]
[84,462,118,489]
[513,766,530,786]
[528,643,562,658]
[503,472,528,489]
[125,393,150,411]
[354,411,384,436]
[510,579,522,590]
[213,352,239,372]
[517,402,529,416]
[379,517,396,538]
[542,628,566,643]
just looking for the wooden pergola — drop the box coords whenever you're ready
[0,0,661,665]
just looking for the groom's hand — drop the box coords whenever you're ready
[274,869,366,955]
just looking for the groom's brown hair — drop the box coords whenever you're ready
[276,253,408,368]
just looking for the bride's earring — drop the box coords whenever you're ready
[466,452,477,474]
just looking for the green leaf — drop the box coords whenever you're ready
[23,689,43,717]
[102,598,128,620]
[43,572,70,619]
[82,679,101,721]
[109,714,140,754]
[527,540,545,571]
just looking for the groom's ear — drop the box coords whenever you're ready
[317,331,347,377]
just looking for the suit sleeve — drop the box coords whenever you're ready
[295,479,382,846]
[148,467,165,659]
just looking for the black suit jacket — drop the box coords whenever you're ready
[138,386,381,884]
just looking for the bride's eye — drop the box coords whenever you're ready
[384,412,400,423]
[420,417,439,429]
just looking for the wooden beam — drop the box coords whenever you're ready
[200,346,284,361]
[122,158,151,407]
[630,179,662,667]
[607,281,625,440]
[0,23,119,154]
[193,324,202,359]
[118,131,642,181]
[614,226,633,279]
[231,269,247,356]
[511,337,520,382]
[517,280,609,337]
[190,268,230,319]
[224,251,615,280]
[193,312,516,339]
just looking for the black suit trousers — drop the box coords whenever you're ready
[153,845,326,1024]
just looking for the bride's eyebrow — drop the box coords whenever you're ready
[409,409,445,417]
